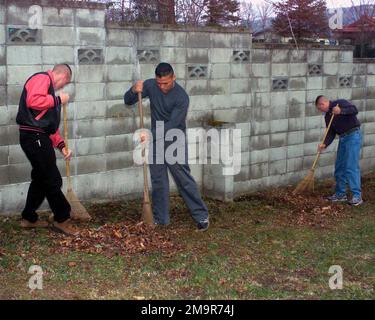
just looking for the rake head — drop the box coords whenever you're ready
[66,188,92,222]
[293,169,316,195]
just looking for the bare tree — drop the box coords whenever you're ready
[257,1,274,40]
[239,1,256,31]
[175,0,209,25]
[348,0,375,57]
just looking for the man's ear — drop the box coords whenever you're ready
[173,74,176,81]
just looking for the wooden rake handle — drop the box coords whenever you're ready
[311,112,335,171]
[62,103,71,182]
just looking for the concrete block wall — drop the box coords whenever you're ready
[1,0,375,214]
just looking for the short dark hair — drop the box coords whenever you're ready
[315,95,325,106]
[53,63,72,77]
[155,63,174,77]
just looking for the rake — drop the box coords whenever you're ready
[62,103,91,222]
[293,112,335,195]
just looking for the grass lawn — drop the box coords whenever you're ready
[0,175,374,300]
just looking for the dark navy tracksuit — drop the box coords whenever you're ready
[124,79,208,225]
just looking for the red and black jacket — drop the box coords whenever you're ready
[16,71,65,150]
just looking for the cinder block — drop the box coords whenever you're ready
[250,149,269,164]
[323,63,338,76]
[307,50,323,64]
[75,119,106,138]
[272,49,289,63]
[75,154,106,175]
[272,64,288,77]
[307,77,323,90]
[324,51,338,63]
[290,63,307,76]
[210,48,232,63]
[210,64,230,79]
[366,99,375,111]
[76,65,106,83]
[77,27,106,46]
[230,79,249,94]
[0,25,5,45]
[137,30,163,47]
[8,163,32,184]
[230,64,251,78]
[340,51,353,63]
[353,63,367,75]
[362,146,375,159]
[213,107,251,122]
[255,93,270,108]
[305,116,322,130]
[287,144,304,158]
[269,147,287,161]
[189,95,210,111]
[251,78,270,92]
[304,142,319,156]
[252,121,270,135]
[7,46,42,65]
[270,105,287,120]
[7,65,41,85]
[76,8,105,27]
[209,79,230,95]
[107,29,136,46]
[8,144,27,164]
[352,88,366,100]
[270,133,287,147]
[231,33,252,49]
[368,75,375,87]
[160,47,186,64]
[352,76,366,88]
[251,49,271,63]
[210,33,232,48]
[250,162,268,179]
[42,27,75,45]
[106,151,134,171]
[289,91,306,104]
[42,7,74,26]
[288,103,305,118]
[7,4,29,24]
[250,134,269,150]
[42,46,74,65]
[0,86,6,107]
[186,80,209,96]
[75,137,106,156]
[161,31,186,47]
[0,145,8,165]
[270,119,288,133]
[304,128,321,143]
[290,50,307,63]
[338,63,353,76]
[6,85,23,106]
[324,76,338,89]
[187,32,211,48]
[186,48,209,64]
[288,131,305,145]
[288,118,304,131]
[75,83,105,101]
[252,63,270,77]
[0,165,9,185]
[105,117,136,136]
[271,92,288,106]
[105,134,133,153]
[368,64,375,75]
[289,77,306,90]
[106,46,134,64]
[0,181,32,212]
[269,160,287,175]
[74,171,108,200]
[287,157,303,172]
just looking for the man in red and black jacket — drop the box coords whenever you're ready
[16,64,78,236]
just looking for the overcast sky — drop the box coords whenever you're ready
[246,0,367,8]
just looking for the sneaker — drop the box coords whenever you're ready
[20,219,49,228]
[348,197,363,206]
[326,194,348,202]
[196,219,209,232]
[51,219,79,236]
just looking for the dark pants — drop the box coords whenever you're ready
[20,131,70,223]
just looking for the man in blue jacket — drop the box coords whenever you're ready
[315,95,363,206]
[124,63,209,231]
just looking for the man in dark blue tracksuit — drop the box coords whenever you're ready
[124,63,209,231]
[315,95,363,206]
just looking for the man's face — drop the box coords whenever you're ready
[316,98,330,113]
[54,73,71,90]
[156,74,176,94]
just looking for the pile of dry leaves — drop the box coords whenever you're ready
[51,221,183,257]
